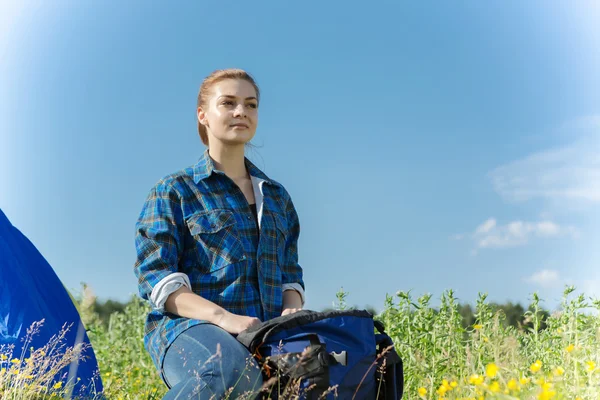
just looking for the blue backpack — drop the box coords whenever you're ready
[237,309,403,399]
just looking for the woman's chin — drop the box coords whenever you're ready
[215,132,255,146]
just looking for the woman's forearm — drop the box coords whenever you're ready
[283,289,303,310]
[164,286,227,325]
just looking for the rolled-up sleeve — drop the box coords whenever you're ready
[281,194,305,295]
[134,182,183,302]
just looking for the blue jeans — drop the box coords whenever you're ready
[161,324,264,399]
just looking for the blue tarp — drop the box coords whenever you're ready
[0,208,103,397]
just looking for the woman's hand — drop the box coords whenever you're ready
[216,311,261,334]
[281,308,302,316]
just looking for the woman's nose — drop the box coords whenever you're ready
[233,104,246,117]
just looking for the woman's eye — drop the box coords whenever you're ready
[248,103,258,109]
[221,100,234,106]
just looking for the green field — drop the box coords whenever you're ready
[1,286,599,399]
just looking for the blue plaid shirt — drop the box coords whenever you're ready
[134,150,305,373]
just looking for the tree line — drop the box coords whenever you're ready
[91,298,549,331]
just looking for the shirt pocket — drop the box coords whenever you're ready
[186,209,246,273]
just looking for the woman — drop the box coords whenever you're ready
[134,69,305,399]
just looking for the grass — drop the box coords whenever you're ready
[2,285,599,399]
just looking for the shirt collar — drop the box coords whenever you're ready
[192,149,276,186]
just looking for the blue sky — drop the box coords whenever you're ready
[1,1,599,313]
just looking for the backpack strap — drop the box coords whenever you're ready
[375,333,404,400]
[237,309,373,352]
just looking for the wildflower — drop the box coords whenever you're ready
[473,324,483,330]
[507,378,518,390]
[10,358,20,365]
[485,363,498,378]
[483,337,489,343]
[53,381,63,390]
[520,377,531,385]
[530,360,542,373]
[565,344,575,353]
[0,368,5,374]
[556,328,562,334]
[553,366,564,376]
[538,380,556,400]
[0,354,7,361]
[585,360,596,372]
[25,374,34,379]
[450,381,458,388]
[442,379,452,391]
[469,374,484,385]
[436,384,447,396]
[104,372,111,377]
[489,381,500,392]
[418,387,427,397]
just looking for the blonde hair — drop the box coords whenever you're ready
[197,69,260,146]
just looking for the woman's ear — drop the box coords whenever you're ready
[197,106,209,127]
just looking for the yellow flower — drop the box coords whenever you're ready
[437,384,448,396]
[0,354,7,361]
[556,328,562,334]
[442,379,453,390]
[489,381,500,392]
[520,377,530,385]
[507,378,518,390]
[450,381,458,388]
[418,387,427,397]
[539,380,552,391]
[565,344,575,353]
[483,337,489,343]
[53,381,63,390]
[10,358,20,365]
[0,367,5,374]
[585,360,596,372]
[553,366,564,376]
[104,372,111,377]
[25,374,34,379]
[530,360,542,373]
[539,392,556,400]
[473,324,483,330]
[485,363,498,378]
[469,374,484,385]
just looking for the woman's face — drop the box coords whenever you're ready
[198,79,258,147]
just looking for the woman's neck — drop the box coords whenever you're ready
[208,144,248,180]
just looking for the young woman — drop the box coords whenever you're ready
[134,69,305,399]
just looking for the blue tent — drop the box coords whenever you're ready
[0,208,103,397]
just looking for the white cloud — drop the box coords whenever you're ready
[524,269,560,288]
[475,218,496,235]
[488,118,600,206]
[454,218,578,251]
